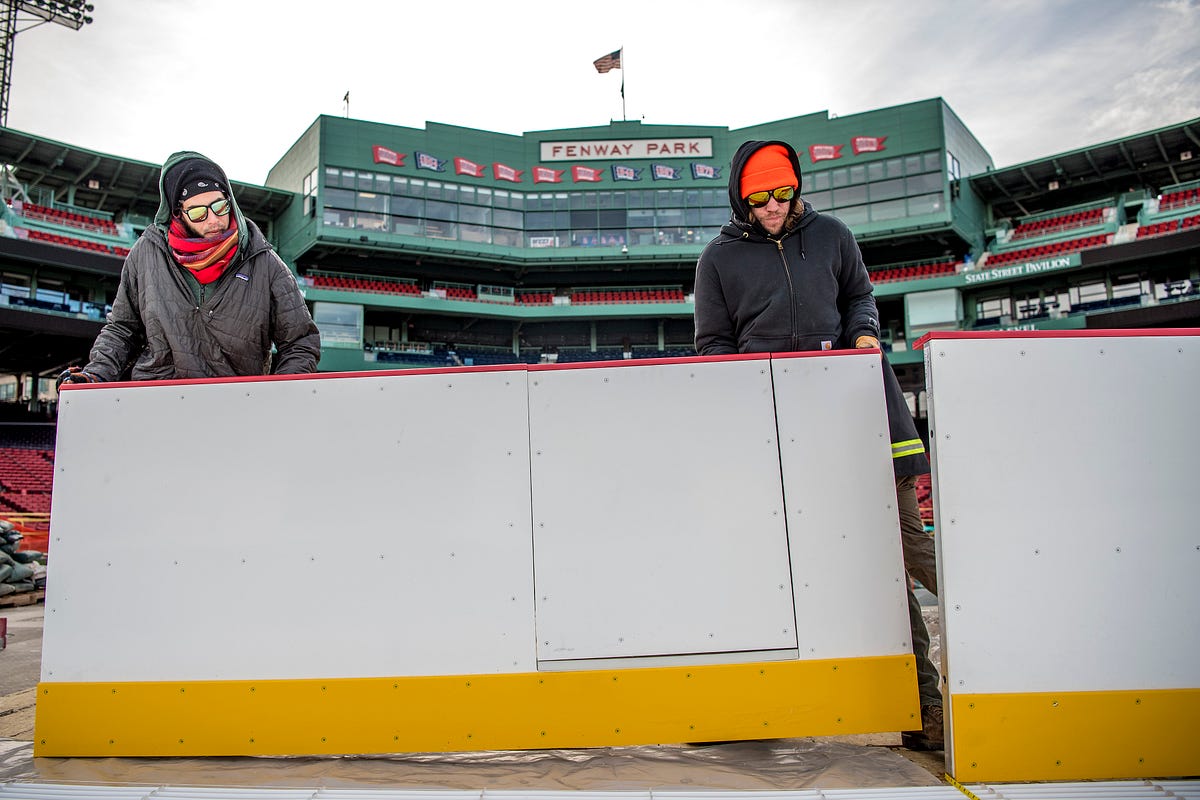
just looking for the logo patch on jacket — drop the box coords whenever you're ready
[235,273,249,282]
[821,340,832,350]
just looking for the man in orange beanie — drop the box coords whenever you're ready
[693,140,943,751]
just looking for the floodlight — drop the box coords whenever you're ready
[1,0,97,125]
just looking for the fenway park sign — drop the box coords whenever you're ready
[540,138,713,161]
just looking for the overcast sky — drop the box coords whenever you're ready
[6,0,1199,185]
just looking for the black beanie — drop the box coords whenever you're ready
[163,157,228,209]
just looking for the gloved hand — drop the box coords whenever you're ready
[855,335,881,349]
[55,366,99,392]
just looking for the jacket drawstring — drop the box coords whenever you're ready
[800,226,806,260]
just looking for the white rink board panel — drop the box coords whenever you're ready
[529,357,797,662]
[772,352,911,659]
[44,368,537,682]
[926,333,1200,694]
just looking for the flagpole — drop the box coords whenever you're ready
[620,47,626,122]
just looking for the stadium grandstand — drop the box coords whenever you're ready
[2,97,1198,425]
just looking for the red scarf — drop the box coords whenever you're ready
[168,216,239,284]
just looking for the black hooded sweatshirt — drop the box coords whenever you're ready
[693,140,928,477]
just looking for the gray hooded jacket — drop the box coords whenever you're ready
[83,151,320,380]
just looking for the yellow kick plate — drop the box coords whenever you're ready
[950,687,1200,782]
[36,655,917,756]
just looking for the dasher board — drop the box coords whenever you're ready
[921,329,1200,782]
[40,353,917,756]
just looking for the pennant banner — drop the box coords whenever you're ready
[493,163,523,183]
[415,151,447,172]
[851,136,887,155]
[571,165,605,183]
[611,164,641,182]
[808,144,844,163]
[651,164,680,181]
[454,157,486,177]
[533,166,564,184]
[371,145,405,167]
[691,163,721,180]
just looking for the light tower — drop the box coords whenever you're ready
[1,0,94,126]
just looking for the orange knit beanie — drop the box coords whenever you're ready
[739,144,798,198]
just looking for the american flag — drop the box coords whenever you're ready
[593,49,622,73]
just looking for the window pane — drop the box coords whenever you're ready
[870,198,907,222]
[907,193,944,216]
[834,205,869,226]
[870,178,905,202]
[426,200,458,221]
[392,216,421,236]
[867,162,884,181]
[392,196,422,216]
[833,184,867,207]
[357,192,388,214]
[831,169,849,188]
[425,219,457,239]
[805,190,832,210]
[924,152,942,172]
[325,188,356,209]
[849,166,866,185]
[460,224,490,244]
[356,211,387,231]
[526,211,555,230]
[460,205,490,225]
[494,208,522,229]
[906,173,943,195]
[597,208,627,228]
[493,228,522,247]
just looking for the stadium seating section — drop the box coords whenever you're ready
[442,286,478,301]
[1009,207,1107,241]
[0,446,55,515]
[984,234,1110,268]
[13,201,118,235]
[570,288,687,304]
[870,260,958,284]
[23,228,117,254]
[310,274,687,307]
[1158,186,1200,212]
[309,274,422,296]
[1138,213,1200,238]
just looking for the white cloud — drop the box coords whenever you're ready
[6,0,1198,182]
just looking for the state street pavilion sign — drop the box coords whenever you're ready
[540,138,713,161]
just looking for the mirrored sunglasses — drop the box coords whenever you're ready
[746,186,795,208]
[182,197,231,223]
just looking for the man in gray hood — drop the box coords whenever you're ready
[695,140,943,750]
[58,151,320,387]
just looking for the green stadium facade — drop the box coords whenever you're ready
[2,97,1199,416]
